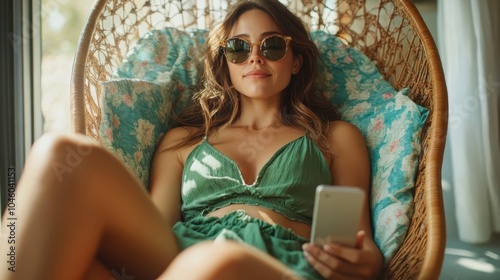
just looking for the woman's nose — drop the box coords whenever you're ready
[248,43,264,64]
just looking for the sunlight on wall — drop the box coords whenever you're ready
[485,251,500,260]
[445,247,476,258]
[457,258,495,274]
[446,247,500,275]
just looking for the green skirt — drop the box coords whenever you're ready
[172,210,323,280]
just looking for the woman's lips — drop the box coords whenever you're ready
[244,70,271,78]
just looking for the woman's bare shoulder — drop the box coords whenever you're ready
[326,120,366,153]
[157,126,198,150]
[326,121,370,188]
[327,120,364,139]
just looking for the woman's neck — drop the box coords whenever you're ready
[236,97,283,130]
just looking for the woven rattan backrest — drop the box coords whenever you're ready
[70,0,448,279]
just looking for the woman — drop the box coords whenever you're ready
[0,0,383,279]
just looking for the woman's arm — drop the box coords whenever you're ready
[303,120,383,279]
[149,127,191,227]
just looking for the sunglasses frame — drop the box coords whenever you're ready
[220,34,292,64]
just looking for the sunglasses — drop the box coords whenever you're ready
[220,34,292,64]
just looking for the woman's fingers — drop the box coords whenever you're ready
[355,230,365,249]
[322,242,364,264]
[322,231,367,264]
[303,231,383,279]
[303,235,376,279]
[303,243,356,277]
[303,250,349,279]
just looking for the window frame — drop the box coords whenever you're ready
[0,0,42,215]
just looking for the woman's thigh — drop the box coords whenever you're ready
[159,241,303,280]
[1,133,179,280]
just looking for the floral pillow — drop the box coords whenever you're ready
[101,28,428,264]
[99,77,193,188]
[312,30,428,263]
[115,27,207,85]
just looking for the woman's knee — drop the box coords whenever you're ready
[30,132,96,161]
[194,241,252,269]
[161,241,251,279]
[160,241,290,280]
[21,133,110,190]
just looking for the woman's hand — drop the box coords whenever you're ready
[302,231,383,280]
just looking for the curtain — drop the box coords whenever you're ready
[438,0,500,243]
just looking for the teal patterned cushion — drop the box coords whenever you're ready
[99,78,193,188]
[100,28,428,264]
[115,27,207,84]
[312,30,428,263]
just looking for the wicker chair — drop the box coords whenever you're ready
[70,0,448,279]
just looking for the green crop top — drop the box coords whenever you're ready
[180,135,332,225]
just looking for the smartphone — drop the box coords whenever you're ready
[310,185,365,247]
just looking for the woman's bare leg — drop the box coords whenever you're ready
[159,241,303,280]
[0,133,179,280]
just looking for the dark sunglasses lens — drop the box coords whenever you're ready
[225,38,250,63]
[262,36,287,61]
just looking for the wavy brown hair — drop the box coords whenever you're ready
[174,0,339,151]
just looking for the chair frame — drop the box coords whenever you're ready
[70,0,448,279]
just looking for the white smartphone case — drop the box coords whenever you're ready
[310,185,365,247]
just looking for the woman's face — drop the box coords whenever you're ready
[225,9,301,102]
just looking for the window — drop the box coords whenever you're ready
[0,0,92,213]
[42,0,92,134]
[0,0,37,213]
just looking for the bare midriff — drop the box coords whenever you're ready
[205,204,311,239]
